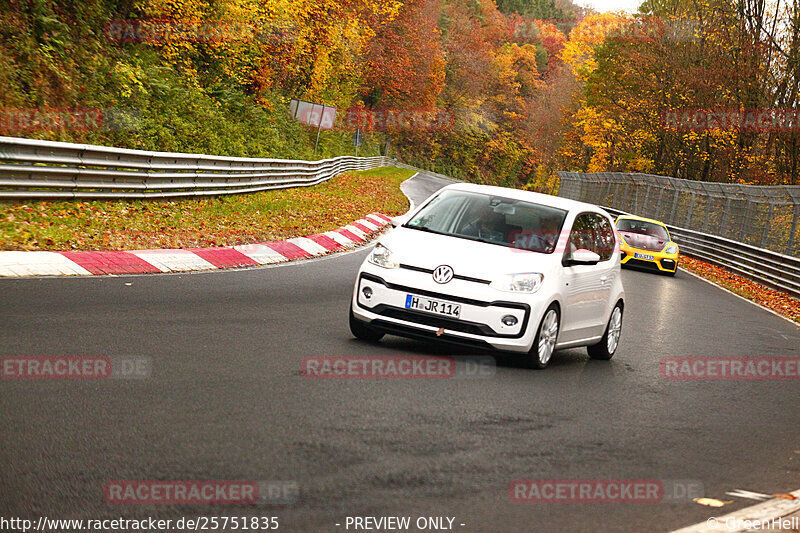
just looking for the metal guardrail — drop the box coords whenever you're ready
[599,207,800,299]
[389,161,463,184]
[0,136,391,199]
[558,171,800,257]
[558,171,800,299]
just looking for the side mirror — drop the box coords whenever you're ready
[566,249,601,266]
[391,214,411,228]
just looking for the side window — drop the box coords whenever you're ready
[567,213,615,261]
[567,214,598,256]
[594,215,616,261]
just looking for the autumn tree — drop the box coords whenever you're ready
[360,0,446,108]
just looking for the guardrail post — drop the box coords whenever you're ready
[719,196,732,237]
[760,201,773,248]
[655,186,665,220]
[587,173,596,203]
[600,179,611,205]
[787,204,800,256]
[669,188,680,225]
[701,195,713,232]
[593,176,602,204]
[642,183,652,218]
[685,191,696,227]
[739,199,752,242]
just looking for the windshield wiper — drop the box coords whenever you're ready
[402,224,447,236]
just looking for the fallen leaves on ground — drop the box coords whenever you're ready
[680,255,800,324]
[693,498,733,507]
[0,167,413,252]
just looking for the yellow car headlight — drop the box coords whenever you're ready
[663,243,678,254]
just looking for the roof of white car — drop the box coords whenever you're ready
[442,182,609,216]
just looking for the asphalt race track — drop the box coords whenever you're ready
[1,173,799,532]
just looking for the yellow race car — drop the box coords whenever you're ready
[615,215,679,276]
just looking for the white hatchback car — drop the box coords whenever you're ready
[349,183,624,369]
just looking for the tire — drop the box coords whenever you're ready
[349,307,384,343]
[526,304,560,370]
[588,302,623,360]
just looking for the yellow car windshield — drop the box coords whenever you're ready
[616,219,669,241]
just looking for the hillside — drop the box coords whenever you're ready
[1,0,797,186]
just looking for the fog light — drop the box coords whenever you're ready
[362,287,373,299]
[501,315,518,326]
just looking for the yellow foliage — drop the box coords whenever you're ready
[560,13,627,80]
[136,0,402,107]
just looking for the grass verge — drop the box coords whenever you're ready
[0,166,415,251]
[679,254,800,324]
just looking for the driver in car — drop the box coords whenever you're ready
[462,209,507,243]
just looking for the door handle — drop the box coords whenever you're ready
[599,276,609,283]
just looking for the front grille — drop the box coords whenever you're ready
[373,305,495,336]
[399,264,490,284]
[623,258,661,270]
[369,320,493,350]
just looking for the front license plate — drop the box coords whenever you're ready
[634,252,655,260]
[405,294,461,318]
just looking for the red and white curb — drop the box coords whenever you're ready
[0,213,391,277]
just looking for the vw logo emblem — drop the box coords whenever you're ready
[432,265,454,284]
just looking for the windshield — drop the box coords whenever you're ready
[616,218,670,240]
[405,189,567,254]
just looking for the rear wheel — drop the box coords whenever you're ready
[349,307,384,343]
[588,303,623,360]
[526,305,560,370]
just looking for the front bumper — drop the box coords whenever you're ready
[351,265,548,353]
[619,244,678,272]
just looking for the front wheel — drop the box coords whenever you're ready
[526,305,560,370]
[349,307,384,343]
[588,303,623,360]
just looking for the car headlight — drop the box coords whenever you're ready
[490,273,544,293]
[663,243,678,254]
[367,243,399,269]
